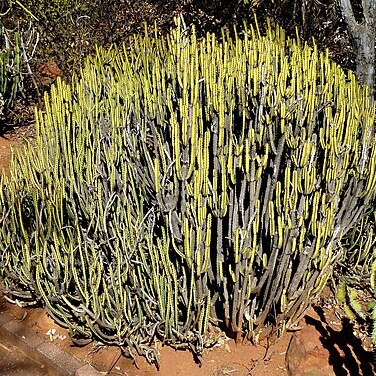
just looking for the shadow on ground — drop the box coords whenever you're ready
[305,306,375,376]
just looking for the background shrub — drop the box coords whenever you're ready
[0,21,22,122]
[0,1,39,132]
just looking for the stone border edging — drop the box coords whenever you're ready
[0,311,102,376]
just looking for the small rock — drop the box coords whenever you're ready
[37,60,63,86]
[286,324,334,376]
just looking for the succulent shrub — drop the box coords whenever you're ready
[0,18,376,364]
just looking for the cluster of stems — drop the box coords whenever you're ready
[0,18,375,364]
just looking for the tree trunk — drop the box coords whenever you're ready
[338,0,376,101]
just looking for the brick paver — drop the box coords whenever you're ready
[0,310,102,376]
[0,336,50,376]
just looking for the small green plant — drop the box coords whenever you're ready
[0,21,22,120]
[336,206,376,347]
[337,278,369,320]
[0,1,37,126]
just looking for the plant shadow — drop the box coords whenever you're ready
[305,306,375,376]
